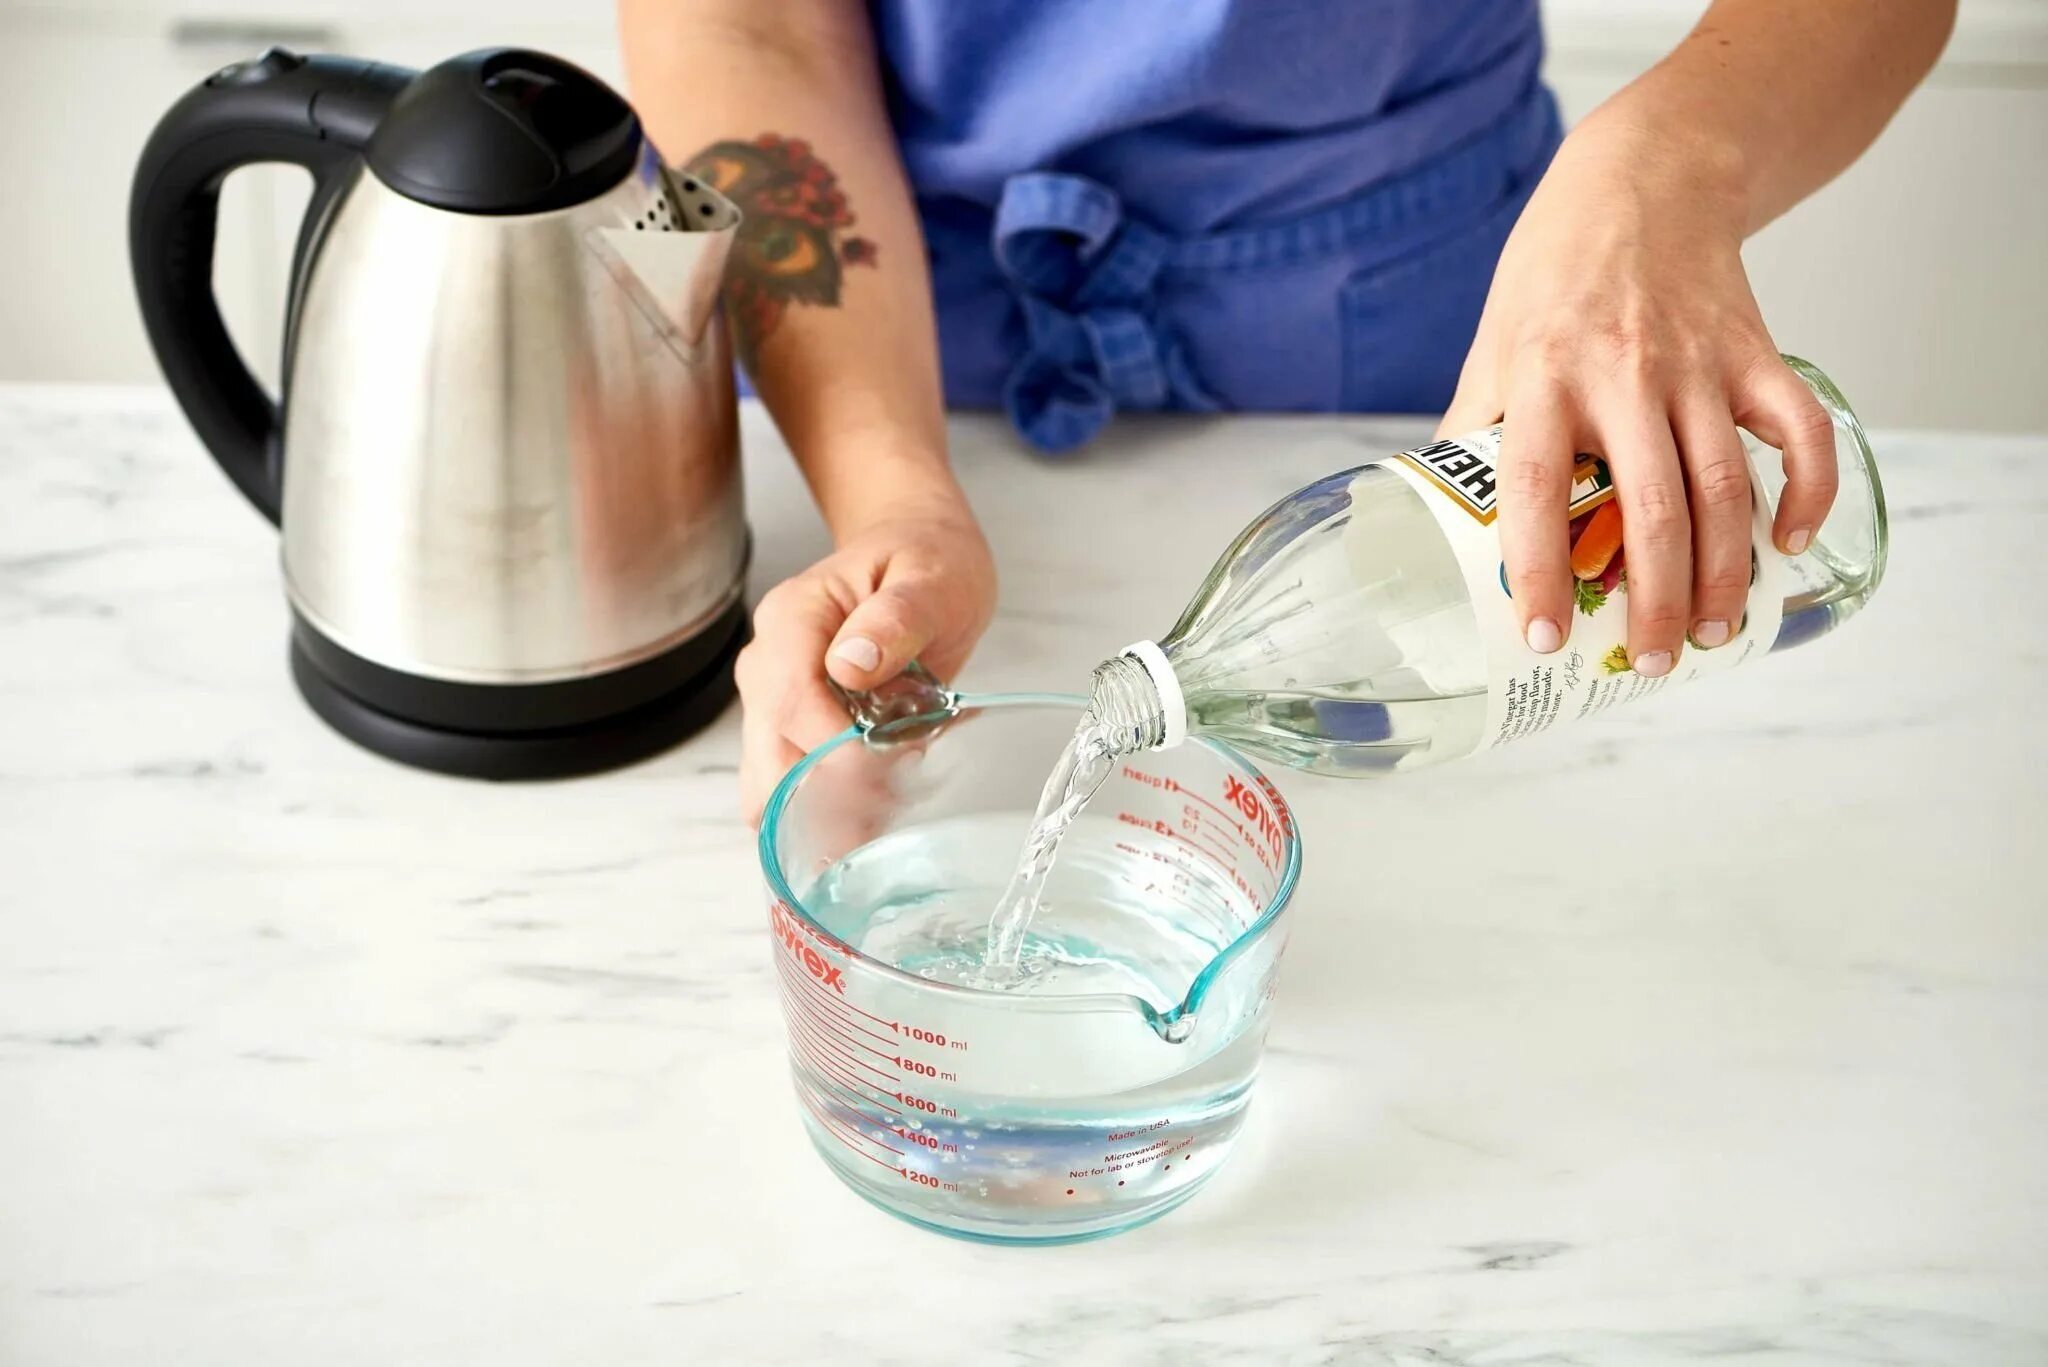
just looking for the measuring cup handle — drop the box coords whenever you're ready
[829,659,958,740]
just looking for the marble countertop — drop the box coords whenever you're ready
[2,386,2044,1365]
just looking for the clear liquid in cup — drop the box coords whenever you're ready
[794,810,1272,1241]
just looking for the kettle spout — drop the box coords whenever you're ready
[588,192,737,352]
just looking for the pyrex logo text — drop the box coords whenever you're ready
[1224,774,1287,859]
[770,900,844,994]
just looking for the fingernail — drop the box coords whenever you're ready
[831,636,882,671]
[1526,617,1562,654]
[1785,528,1812,555]
[1634,649,1673,678]
[1691,619,1730,649]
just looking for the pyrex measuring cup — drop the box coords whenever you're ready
[758,693,1302,1243]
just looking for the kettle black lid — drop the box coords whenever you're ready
[366,49,641,214]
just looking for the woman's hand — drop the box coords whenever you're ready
[1439,115,1838,674]
[736,493,995,823]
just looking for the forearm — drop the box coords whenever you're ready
[1577,0,1956,235]
[617,0,957,538]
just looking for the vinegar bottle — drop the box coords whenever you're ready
[1087,356,1887,776]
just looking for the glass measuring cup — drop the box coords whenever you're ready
[758,692,1302,1243]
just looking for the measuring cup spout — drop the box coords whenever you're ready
[1143,902,1291,1050]
[1140,964,1230,1044]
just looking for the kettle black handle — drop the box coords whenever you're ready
[129,49,409,523]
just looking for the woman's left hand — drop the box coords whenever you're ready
[1438,115,1839,675]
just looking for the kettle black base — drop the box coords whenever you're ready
[287,602,747,780]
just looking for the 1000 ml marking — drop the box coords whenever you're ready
[900,1024,969,1050]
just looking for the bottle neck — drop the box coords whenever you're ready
[1088,650,1172,753]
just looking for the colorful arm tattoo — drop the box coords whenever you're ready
[685,133,879,369]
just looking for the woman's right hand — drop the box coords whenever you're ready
[736,494,996,825]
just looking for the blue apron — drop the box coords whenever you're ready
[869,0,1562,452]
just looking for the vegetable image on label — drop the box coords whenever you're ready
[1499,508,1628,616]
[1570,502,1625,582]
[1569,502,1627,617]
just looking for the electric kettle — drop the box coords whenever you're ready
[129,47,748,778]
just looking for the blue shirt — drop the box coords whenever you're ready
[867,0,1561,451]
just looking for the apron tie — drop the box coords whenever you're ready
[994,172,1217,453]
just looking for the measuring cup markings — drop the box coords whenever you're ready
[795,1088,965,1194]
[769,897,982,1192]
[783,975,898,1053]
[770,898,974,1054]
[1115,812,1267,908]
[774,976,972,1196]
[776,960,965,1086]
[778,989,893,1087]
[1131,764,1288,847]
[1223,776,1287,862]
[1119,765,1287,881]
[774,914,974,1057]
[1111,839,1237,915]
[760,697,1304,1241]
[1185,819,1240,869]
[775,958,906,1086]
[1110,841,1200,912]
[780,1030,900,1134]
[795,1084,902,1165]
[785,1032,898,1116]
[779,1018,884,1118]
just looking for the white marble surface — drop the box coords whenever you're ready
[2,385,2044,1366]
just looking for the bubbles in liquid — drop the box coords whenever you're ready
[806,812,1254,1016]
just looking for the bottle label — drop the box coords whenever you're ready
[1382,427,1788,751]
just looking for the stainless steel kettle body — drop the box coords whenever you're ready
[130,47,749,777]
[282,151,746,687]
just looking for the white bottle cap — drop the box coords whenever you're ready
[1120,639,1187,750]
